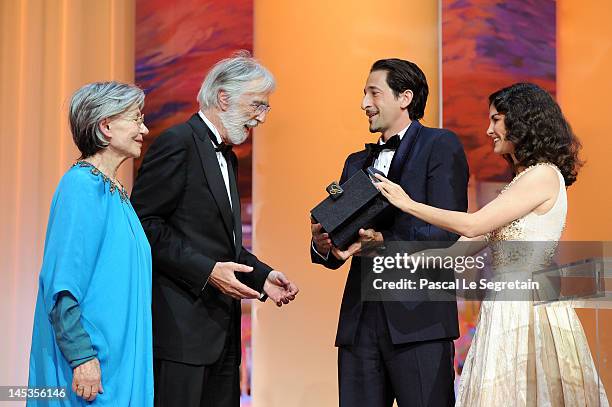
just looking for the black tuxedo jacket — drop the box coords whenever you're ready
[131,113,272,365]
[311,120,469,346]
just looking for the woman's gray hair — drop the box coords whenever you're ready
[197,50,275,110]
[69,81,145,158]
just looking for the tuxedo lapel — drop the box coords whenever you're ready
[387,120,422,182]
[226,153,242,257]
[357,150,374,171]
[187,114,235,244]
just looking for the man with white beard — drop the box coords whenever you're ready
[131,51,299,407]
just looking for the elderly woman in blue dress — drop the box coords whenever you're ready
[27,82,153,405]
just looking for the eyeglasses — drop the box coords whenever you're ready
[116,112,145,126]
[128,112,145,126]
[250,102,271,116]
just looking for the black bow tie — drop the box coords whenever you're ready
[203,124,234,156]
[365,134,401,154]
[215,143,233,155]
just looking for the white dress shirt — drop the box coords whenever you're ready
[198,111,232,210]
[372,122,410,175]
[198,112,266,297]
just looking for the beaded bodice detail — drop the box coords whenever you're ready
[73,160,129,202]
[486,163,567,270]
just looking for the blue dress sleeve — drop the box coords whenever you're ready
[49,291,97,368]
[39,168,107,317]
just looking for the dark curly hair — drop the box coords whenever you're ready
[489,83,583,186]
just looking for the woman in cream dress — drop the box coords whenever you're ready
[375,83,608,406]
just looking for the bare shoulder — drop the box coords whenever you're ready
[508,164,561,197]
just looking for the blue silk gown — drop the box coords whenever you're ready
[27,162,153,406]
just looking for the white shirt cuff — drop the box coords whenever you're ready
[312,240,330,261]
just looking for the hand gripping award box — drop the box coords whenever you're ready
[311,168,389,250]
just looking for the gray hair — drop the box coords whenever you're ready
[69,81,145,158]
[197,50,275,110]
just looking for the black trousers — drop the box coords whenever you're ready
[153,317,240,407]
[338,302,455,407]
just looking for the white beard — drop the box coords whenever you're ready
[218,106,259,145]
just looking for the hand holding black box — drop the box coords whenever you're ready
[310,168,389,250]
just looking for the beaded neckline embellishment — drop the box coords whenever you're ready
[487,162,563,242]
[73,160,129,202]
[501,162,561,194]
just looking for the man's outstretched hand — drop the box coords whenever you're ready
[209,262,261,300]
[263,271,299,307]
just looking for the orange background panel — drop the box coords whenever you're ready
[0,0,136,388]
[558,0,612,396]
[251,1,440,405]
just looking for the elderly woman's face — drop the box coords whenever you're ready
[105,104,149,159]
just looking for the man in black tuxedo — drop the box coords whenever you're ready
[311,59,468,406]
[132,52,299,407]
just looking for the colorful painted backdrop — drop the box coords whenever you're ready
[443,0,556,181]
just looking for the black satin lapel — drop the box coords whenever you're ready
[226,153,242,257]
[387,120,423,182]
[361,147,377,171]
[187,114,235,242]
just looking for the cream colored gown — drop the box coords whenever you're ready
[456,163,609,407]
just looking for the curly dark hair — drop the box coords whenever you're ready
[489,83,583,186]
